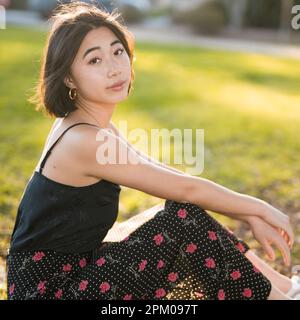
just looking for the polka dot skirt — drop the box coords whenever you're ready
[6,200,272,300]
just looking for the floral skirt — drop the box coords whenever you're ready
[6,200,272,300]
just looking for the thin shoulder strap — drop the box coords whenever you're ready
[39,122,101,174]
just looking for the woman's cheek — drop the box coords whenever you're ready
[82,83,105,101]
[80,73,105,95]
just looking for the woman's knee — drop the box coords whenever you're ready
[164,199,206,216]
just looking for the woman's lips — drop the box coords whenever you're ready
[107,80,126,91]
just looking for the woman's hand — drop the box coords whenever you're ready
[246,215,292,266]
[260,203,294,249]
[223,207,293,266]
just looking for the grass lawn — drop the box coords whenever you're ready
[0,25,300,299]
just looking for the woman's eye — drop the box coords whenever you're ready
[115,48,124,55]
[89,58,101,65]
[88,49,124,65]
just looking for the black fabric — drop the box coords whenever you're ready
[6,200,272,300]
[8,123,121,254]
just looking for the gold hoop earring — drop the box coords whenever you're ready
[69,88,77,100]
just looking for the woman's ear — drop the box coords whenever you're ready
[64,75,75,89]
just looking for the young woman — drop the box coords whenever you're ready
[6,1,300,300]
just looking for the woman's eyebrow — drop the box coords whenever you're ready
[82,39,122,59]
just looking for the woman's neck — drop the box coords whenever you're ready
[64,108,113,129]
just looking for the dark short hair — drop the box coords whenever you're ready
[30,1,136,118]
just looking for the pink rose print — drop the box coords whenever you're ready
[208,231,217,241]
[157,260,165,269]
[153,233,164,246]
[79,280,88,291]
[123,294,133,300]
[243,288,252,298]
[218,289,225,300]
[96,257,106,266]
[236,243,245,253]
[186,243,197,253]
[155,288,166,299]
[230,270,241,280]
[205,258,216,269]
[123,236,130,241]
[62,263,72,272]
[55,289,63,299]
[32,251,45,262]
[37,281,47,295]
[195,291,204,299]
[79,258,87,268]
[177,208,187,219]
[99,281,111,293]
[9,284,15,296]
[168,272,178,282]
[138,260,147,272]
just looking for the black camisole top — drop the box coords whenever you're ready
[8,122,121,254]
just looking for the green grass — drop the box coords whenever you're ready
[1,25,300,299]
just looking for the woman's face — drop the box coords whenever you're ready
[65,26,131,107]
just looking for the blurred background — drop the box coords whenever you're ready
[0,0,300,299]
[2,0,300,41]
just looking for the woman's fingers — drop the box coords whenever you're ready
[284,229,293,248]
[250,215,292,266]
[262,240,275,261]
[280,213,294,247]
[278,228,293,249]
[264,209,294,248]
[271,232,291,266]
[283,223,294,248]
[278,239,291,267]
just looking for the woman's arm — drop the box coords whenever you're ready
[108,122,293,246]
[75,124,294,246]
[187,176,293,244]
[108,121,187,176]
[109,122,293,244]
